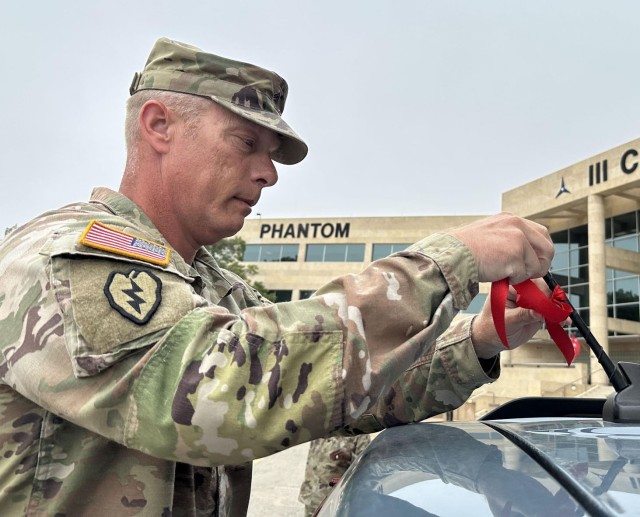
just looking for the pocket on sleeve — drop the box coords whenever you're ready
[49,249,201,378]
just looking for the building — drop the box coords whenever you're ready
[502,137,640,387]
[237,137,640,413]
[237,214,482,303]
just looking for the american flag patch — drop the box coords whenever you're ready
[79,220,171,266]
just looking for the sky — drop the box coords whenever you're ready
[2,1,640,233]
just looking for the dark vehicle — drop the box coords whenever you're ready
[317,397,640,516]
[316,275,640,516]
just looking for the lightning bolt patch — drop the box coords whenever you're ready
[104,269,162,324]
[123,279,145,314]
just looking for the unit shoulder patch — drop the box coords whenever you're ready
[80,220,171,266]
[104,269,162,325]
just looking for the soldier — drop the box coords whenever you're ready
[299,434,371,516]
[0,37,553,516]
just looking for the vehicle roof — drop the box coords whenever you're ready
[317,414,640,517]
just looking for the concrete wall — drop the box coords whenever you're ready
[502,136,640,232]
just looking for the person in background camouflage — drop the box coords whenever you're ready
[299,434,371,516]
[0,37,554,516]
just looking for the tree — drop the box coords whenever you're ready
[205,236,275,302]
[3,225,17,240]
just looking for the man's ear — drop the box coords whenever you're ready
[139,100,173,154]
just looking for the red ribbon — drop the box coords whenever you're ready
[490,278,577,366]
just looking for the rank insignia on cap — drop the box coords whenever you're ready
[104,269,162,324]
[80,220,171,266]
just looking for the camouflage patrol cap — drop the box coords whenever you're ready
[130,37,308,165]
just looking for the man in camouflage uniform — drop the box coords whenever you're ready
[0,37,554,516]
[299,434,371,516]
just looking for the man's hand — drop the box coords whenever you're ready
[449,213,554,284]
[470,281,547,359]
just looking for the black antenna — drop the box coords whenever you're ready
[543,272,640,423]
[543,273,626,390]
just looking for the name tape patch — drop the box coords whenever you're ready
[79,220,171,266]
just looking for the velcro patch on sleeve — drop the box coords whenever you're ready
[79,220,171,266]
[105,269,162,325]
[51,256,199,377]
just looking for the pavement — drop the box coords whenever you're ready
[247,441,310,517]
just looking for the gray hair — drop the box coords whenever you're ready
[125,91,212,167]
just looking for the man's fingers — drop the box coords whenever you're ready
[522,308,544,324]
[449,213,554,284]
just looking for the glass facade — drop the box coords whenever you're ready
[244,244,299,262]
[550,224,590,326]
[371,243,411,261]
[605,210,640,328]
[551,210,640,333]
[305,244,365,262]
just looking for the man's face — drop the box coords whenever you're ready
[164,102,280,248]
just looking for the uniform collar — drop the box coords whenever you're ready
[88,187,210,280]
[89,187,159,237]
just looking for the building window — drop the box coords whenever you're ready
[551,226,589,287]
[551,225,590,327]
[607,269,640,322]
[299,290,315,300]
[607,210,638,250]
[554,210,640,331]
[604,210,640,327]
[243,244,299,262]
[305,244,365,262]
[272,290,292,302]
[371,243,411,261]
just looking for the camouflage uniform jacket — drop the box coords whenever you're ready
[0,187,499,516]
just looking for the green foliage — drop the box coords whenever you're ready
[4,225,17,238]
[205,237,276,302]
